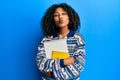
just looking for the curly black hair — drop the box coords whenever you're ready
[41,3,80,37]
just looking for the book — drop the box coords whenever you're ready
[52,51,69,60]
[44,39,68,59]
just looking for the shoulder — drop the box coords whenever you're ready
[38,36,53,47]
[74,32,84,39]
[41,36,53,43]
[74,31,85,45]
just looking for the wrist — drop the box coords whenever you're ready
[60,59,66,67]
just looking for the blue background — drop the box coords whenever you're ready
[0,0,120,80]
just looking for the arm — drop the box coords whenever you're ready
[52,34,86,79]
[36,42,54,72]
[36,37,64,73]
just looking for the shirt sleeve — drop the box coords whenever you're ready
[36,37,62,73]
[52,34,86,79]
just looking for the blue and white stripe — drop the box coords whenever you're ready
[36,30,85,80]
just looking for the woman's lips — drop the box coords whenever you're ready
[59,20,64,24]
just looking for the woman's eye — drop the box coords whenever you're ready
[54,14,58,17]
[62,12,67,15]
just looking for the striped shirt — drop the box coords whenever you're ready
[36,30,85,80]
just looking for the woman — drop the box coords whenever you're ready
[36,3,85,80]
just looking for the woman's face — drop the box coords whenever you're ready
[53,7,69,29]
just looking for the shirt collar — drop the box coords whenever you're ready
[53,30,75,38]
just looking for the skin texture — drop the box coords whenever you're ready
[54,7,70,38]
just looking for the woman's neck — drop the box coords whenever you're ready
[59,27,70,38]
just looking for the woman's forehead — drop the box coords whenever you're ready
[54,7,66,13]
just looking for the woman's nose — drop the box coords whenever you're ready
[59,14,62,18]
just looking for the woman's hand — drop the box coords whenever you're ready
[44,72,51,77]
[64,57,75,65]
[43,71,54,78]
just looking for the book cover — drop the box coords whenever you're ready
[44,39,68,59]
[52,51,69,60]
